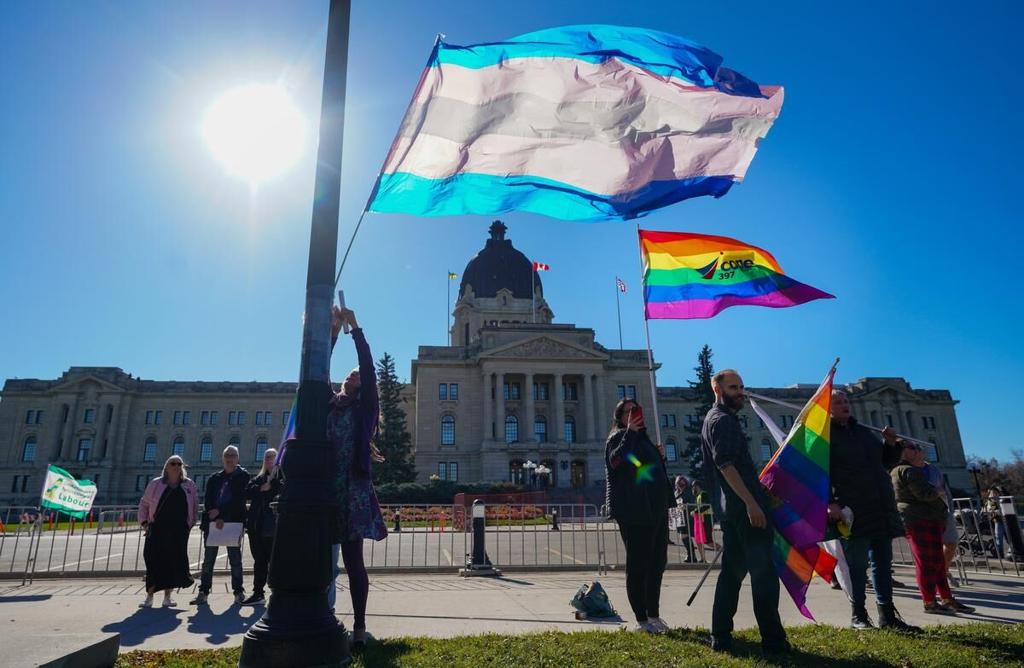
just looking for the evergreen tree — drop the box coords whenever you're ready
[372,353,417,484]
[683,345,716,480]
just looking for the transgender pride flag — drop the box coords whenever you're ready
[368,25,784,221]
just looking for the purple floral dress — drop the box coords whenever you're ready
[327,328,387,543]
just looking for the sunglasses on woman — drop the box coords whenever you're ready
[168,462,183,467]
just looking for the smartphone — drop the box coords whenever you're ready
[629,405,644,422]
[337,289,351,334]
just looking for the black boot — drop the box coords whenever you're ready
[851,604,873,630]
[876,602,921,633]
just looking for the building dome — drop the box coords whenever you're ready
[459,221,541,300]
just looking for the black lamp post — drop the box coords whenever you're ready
[239,1,352,666]
[969,462,982,500]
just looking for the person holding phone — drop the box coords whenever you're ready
[605,398,672,633]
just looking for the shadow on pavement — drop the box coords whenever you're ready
[186,603,262,645]
[0,595,52,603]
[101,607,183,647]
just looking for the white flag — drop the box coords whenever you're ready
[40,465,97,519]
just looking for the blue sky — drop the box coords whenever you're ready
[1,1,1021,461]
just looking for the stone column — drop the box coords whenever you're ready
[482,371,492,442]
[495,373,506,443]
[595,374,608,436]
[60,395,79,461]
[94,399,112,461]
[524,373,535,443]
[585,375,596,442]
[552,373,564,445]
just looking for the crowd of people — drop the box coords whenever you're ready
[133,311,995,656]
[604,367,986,655]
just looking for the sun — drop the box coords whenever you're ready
[202,84,307,184]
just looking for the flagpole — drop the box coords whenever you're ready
[745,389,934,448]
[615,278,623,350]
[635,225,663,448]
[531,267,536,324]
[447,272,452,345]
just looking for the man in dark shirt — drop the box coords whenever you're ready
[191,445,250,605]
[701,369,788,655]
[829,390,918,632]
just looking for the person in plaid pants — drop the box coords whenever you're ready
[891,441,975,615]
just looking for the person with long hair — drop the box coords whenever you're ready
[326,305,387,650]
[242,447,281,605]
[138,454,198,608]
[891,441,975,614]
[605,397,672,633]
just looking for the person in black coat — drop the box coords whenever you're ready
[242,447,282,605]
[605,398,671,633]
[190,445,250,605]
[828,390,917,632]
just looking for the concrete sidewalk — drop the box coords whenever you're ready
[1,565,1021,660]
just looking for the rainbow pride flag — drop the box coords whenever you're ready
[639,230,834,319]
[759,364,838,619]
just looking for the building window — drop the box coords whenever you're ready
[210,411,219,426]
[440,415,455,445]
[563,383,578,401]
[448,462,458,481]
[146,410,154,425]
[533,383,549,400]
[256,412,264,426]
[25,410,35,424]
[449,383,458,400]
[184,411,192,425]
[438,383,447,401]
[200,438,213,462]
[154,410,162,425]
[503,383,521,400]
[201,411,210,426]
[174,411,183,426]
[76,438,92,462]
[105,405,113,424]
[229,434,241,446]
[22,437,37,462]
[83,409,96,424]
[172,437,185,457]
[143,438,157,462]
[665,438,678,462]
[534,416,547,443]
[926,438,939,463]
[505,415,519,443]
[885,414,894,428]
[237,411,246,425]
[564,417,576,444]
[686,414,700,428]
[779,415,794,429]
[229,411,238,426]
[282,411,290,426]
[660,414,677,428]
[34,410,44,424]
[135,474,148,492]
[438,462,448,480]
[571,460,586,488]
[617,385,637,401]
[760,438,773,463]
[922,416,937,430]
[264,411,272,426]
[255,437,268,462]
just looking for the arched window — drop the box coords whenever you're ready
[255,437,268,462]
[440,415,455,445]
[509,459,525,484]
[534,416,547,443]
[22,436,37,462]
[760,438,772,463]
[172,437,185,457]
[505,415,518,443]
[143,437,157,462]
[564,416,576,444]
[200,437,213,462]
[665,438,677,462]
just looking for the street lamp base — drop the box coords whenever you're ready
[238,591,350,668]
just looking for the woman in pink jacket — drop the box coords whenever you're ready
[138,455,199,608]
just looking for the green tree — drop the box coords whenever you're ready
[373,353,417,484]
[683,344,715,480]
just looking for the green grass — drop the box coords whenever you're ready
[114,622,1024,667]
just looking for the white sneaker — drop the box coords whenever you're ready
[633,620,657,633]
[162,597,176,608]
[648,617,670,633]
[139,595,153,608]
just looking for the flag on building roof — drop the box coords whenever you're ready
[758,364,839,619]
[639,230,834,320]
[616,277,627,293]
[448,271,458,280]
[367,25,784,221]
[532,261,550,272]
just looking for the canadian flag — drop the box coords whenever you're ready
[532,261,550,272]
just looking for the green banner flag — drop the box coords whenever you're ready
[40,465,97,519]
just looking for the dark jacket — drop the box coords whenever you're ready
[891,464,948,525]
[201,466,250,533]
[605,427,671,526]
[701,403,766,520]
[829,418,902,538]
[245,471,282,534]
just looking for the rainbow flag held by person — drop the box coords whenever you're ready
[759,364,839,619]
[639,230,834,320]
[368,25,783,221]
[273,395,298,468]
